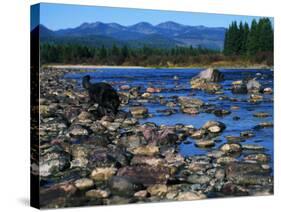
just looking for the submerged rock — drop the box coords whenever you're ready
[195,140,215,148]
[253,112,270,118]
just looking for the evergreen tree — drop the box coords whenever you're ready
[247,19,259,56]
[257,18,273,52]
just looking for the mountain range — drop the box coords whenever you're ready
[39,21,226,50]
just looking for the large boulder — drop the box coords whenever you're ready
[231,78,261,94]
[246,78,261,93]
[190,68,224,93]
[194,68,224,82]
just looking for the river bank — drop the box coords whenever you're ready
[45,63,273,70]
[38,67,273,208]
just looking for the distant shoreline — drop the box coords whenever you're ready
[46,64,273,70]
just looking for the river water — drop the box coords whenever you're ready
[64,68,273,168]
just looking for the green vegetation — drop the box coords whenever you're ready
[40,18,273,67]
[224,18,273,65]
[40,44,219,66]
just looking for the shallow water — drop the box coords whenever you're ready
[64,68,273,167]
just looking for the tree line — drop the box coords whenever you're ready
[223,18,273,64]
[40,43,220,66]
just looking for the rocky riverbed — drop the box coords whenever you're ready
[37,67,273,208]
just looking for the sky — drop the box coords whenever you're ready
[31,3,273,31]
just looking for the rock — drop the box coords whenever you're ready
[217,156,238,164]
[220,143,242,154]
[100,121,120,131]
[253,112,270,118]
[263,87,273,94]
[139,126,178,146]
[68,125,89,137]
[109,176,141,197]
[242,144,264,151]
[83,135,111,146]
[247,78,261,93]
[117,165,170,186]
[182,107,199,115]
[119,134,144,149]
[157,108,177,116]
[207,150,225,158]
[233,116,241,121]
[214,109,231,117]
[190,129,207,139]
[215,168,225,180]
[176,191,207,201]
[187,174,211,184]
[178,97,204,108]
[190,68,224,93]
[90,167,117,181]
[85,189,109,198]
[129,145,159,156]
[226,162,272,185]
[141,92,152,98]
[173,75,179,80]
[188,161,212,173]
[40,181,77,206]
[131,156,164,166]
[240,131,255,138]
[120,85,131,90]
[76,111,94,123]
[194,68,224,82]
[190,79,222,93]
[147,184,168,196]
[232,78,261,94]
[39,151,71,177]
[244,153,269,163]
[195,140,215,148]
[146,87,161,93]
[254,122,273,129]
[129,107,148,117]
[231,80,247,94]
[225,135,245,142]
[122,118,138,126]
[134,190,148,198]
[249,94,263,101]
[202,121,226,133]
[74,178,94,190]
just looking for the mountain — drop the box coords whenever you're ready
[39,21,226,50]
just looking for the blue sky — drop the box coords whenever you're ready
[32,3,272,30]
